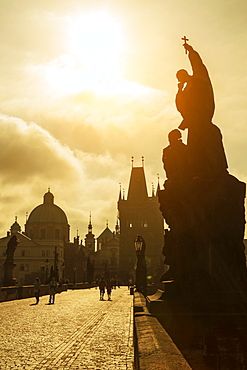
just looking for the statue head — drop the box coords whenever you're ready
[176,69,190,83]
[168,129,182,145]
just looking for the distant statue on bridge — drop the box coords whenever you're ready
[4,235,19,286]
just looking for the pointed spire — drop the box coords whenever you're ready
[115,217,120,234]
[151,182,155,197]
[26,212,28,222]
[118,183,122,201]
[131,156,134,167]
[156,173,161,194]
[88,212,92,233]
[106,219,108,228]
[123,188,125,200]
[127,166,148,201]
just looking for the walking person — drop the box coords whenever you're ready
[99,277,106,301]
[49,277,57,304]
[34,277,40,304]
[106,280,112,301]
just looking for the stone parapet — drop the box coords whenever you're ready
[0,284,69,302]
[134,292,191,370]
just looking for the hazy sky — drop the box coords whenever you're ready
[0,0,246,239]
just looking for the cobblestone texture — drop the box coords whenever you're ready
[0,287,134,369]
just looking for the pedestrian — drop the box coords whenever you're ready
[34,277,40,304]
[106,280,112,301]
[98,277,106,301]
[49,277,57,304]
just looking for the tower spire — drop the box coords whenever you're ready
[156,173,161,194]
[88,212,92,233]
[151,182,155,197]
[115,216,120,234]
[118,183,122,200]
[131,156,134,167]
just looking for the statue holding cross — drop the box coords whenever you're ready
[175,38,228,177]
[158,39,247,295]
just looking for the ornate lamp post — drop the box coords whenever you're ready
[134,235,147,296]
[73,265,77,286]
[45,259,49,284]
[61,262,65,282]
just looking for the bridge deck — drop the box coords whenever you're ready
[0,287,134,370]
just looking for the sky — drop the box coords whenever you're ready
[0,0,246,240]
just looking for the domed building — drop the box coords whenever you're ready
[23,189,70,283]
[25,189,70,243]
[0,190,71,286]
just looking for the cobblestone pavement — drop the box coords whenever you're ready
[0,287,134,370]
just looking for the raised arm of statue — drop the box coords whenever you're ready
[176,43,215,129]
[184,43,212,85]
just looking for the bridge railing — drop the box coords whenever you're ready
[0,283,97,302]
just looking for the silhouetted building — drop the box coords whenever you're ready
[0,218,39,285]
[24,189,68,283]
[118,163,164,282]
[0,164,165,286]
[93,222,120,280]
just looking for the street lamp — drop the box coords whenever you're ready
[73,265,77,287]
[134,235,147,296]
[45,259,49,284]
[61,262,65,282]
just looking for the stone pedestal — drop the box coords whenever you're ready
[3,260,16,287]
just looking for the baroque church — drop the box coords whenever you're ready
[0,162,164,286]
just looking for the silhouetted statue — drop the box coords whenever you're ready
[6,235,18,261]
[158,40,246,297]
[162,129,188,181]
[176,43,215,129]
[4,235,19,286]
[176,42,228,178]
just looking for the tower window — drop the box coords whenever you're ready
[41,250,49,257]
[21,250,30,257]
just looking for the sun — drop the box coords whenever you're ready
[44,11,149,97]
[70,12,124,80]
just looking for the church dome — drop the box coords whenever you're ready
[10,218,21,234]
[27,190,68,224]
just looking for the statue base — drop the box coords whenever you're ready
[147,279,247,369]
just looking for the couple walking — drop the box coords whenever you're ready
[33,277,57,305]
[99,277,112,301]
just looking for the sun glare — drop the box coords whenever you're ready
[70,12,124,79]
[44,11,149,97]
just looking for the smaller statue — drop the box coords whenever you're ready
[162,129,188,181]
[6,235,19,261]
[4,235,19,286]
